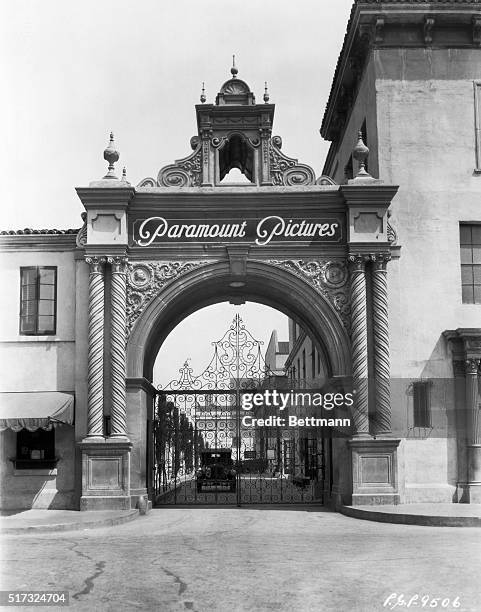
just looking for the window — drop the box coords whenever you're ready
[302,349,306,380]
[311,348,316,379]
[460,225,481,304]
[20,267,57,334]
[15,428,56,469]
[297,358,301,381]
[413,381,431,428]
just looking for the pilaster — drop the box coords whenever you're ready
[444,329,481,503]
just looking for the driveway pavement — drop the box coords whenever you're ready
[1,507,479,612]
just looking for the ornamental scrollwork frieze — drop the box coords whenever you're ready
[267,259,350,331]
[76,212,87,248]
[137,137,202,188]
[268,136,316,186]
[387,210,398,245]
[126,261,210,333]
[157,139,202,187]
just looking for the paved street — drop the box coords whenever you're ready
[1,508,480,612]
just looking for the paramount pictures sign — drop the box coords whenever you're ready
[131,214,345,247]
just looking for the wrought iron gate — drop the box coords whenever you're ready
[152,315,325,505]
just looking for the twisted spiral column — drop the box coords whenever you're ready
[372,254,392,434]
[109,256,128,438]
[349,254,369,436]
[86,257,106,438]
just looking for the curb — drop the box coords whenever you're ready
[339,505,481,527]
[0,509,139,535]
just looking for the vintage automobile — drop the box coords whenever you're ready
[196,449,236,492]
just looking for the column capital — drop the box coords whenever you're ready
[107,256,128,273]
[348,253,369,271]
[370,252,392,269]
[466,358,481,375]
[85,256,107,273]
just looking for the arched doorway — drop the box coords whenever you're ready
[125,260,352,506]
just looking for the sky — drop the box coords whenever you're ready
[1,0,353,229]
[1,0,354,381]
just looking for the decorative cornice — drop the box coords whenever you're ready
[75,186,135,207]
[321,0,481,145]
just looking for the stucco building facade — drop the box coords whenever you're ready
[1,0,480,511]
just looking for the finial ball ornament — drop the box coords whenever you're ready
[103,132,120,179]
[352,131,371,178]
[231,54,238,78]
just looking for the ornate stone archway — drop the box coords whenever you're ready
[75,66,400,510]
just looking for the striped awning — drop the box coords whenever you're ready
[0,392,74,432]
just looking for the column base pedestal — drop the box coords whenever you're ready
[79,438,132,511]
[348,437,400,506]
[457,482,481,503]
[467,444,481,484]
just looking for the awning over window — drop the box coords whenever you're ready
[0,392,74,432]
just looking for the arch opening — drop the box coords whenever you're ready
[126,260,351,507]
[127,260,350,382]
[219,134,254,182]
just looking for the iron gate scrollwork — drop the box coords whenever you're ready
[152,314,325,505]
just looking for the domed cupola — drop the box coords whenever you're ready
[138,60,322,188]
[216,57,256,106]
